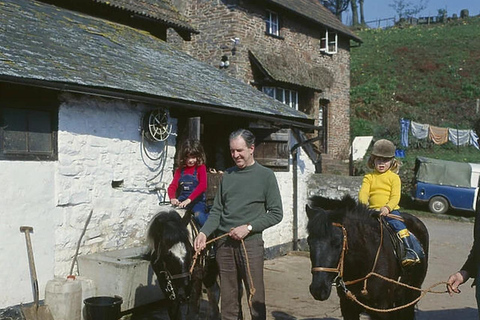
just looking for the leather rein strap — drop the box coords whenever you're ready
[311,222,348,278]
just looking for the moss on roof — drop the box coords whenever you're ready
[1,0,314,126]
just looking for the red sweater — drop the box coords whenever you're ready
[167,164,207,201]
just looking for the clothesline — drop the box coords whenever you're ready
[400,118,480,150]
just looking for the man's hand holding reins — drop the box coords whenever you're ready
[194,232,207,253]
[229,225,250,241]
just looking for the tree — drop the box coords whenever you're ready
[321,0,351,19]
[359,0,365,25]
[389,0,429,20]
[351,0,359,26]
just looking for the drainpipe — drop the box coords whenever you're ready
[291,147,299,251]
[290,134,323,251]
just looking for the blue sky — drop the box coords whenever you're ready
[343,0,480,27]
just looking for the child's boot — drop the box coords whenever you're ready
[397,229,420,267]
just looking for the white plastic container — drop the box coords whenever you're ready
[45,276,82,320]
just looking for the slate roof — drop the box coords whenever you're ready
[90,0,196,33]
[0,0,315,129]
[266,0,362,42]
[250,50,334,91]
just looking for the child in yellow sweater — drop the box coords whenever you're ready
[358,139,420,267]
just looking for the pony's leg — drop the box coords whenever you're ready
[205,281,220,320]
[187,273,203,320]
[338,294,362,320]
[203,256,220,320]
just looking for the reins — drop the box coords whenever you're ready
[311,222,348,279]
[311,214,449,313]
[190,232,257,309]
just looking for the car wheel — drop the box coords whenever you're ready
[428,196,449,214]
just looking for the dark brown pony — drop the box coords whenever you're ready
[146,210,219,320]
[306,195,429,320]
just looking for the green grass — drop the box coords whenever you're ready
[350,17,480,201]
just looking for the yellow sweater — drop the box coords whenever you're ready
[358,170,401,211]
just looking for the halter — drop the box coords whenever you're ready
[158,268,191,300]
[311,222,348,289]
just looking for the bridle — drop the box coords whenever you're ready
[154,250,192,301]
[311,222,348,289]
[158,268,191,300]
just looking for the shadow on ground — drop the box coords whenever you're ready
[416,307,477,320]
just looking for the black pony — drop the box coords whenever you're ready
[306,195,429,320]
[146,210,219,320]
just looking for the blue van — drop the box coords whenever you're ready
[412,157,480,214]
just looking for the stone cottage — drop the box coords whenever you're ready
[0,0,358,312]
[170,0,362,172]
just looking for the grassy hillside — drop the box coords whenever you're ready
[350,17,480,197]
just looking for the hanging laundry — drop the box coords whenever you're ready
[448,128,471,146]
[429,125,449,145]
[411,121,429,139]
[400,118,410,147]
[471,130,480,150]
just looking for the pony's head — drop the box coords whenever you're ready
[306,195,358,301]
[147,210,193,311]
[306,203,343,301]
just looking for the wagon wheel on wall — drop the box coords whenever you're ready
[143,109,172,142]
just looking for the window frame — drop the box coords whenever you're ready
[262,86,298,110]
[265,10,280,37]
[0,105,58,161]
[320,29,338,54]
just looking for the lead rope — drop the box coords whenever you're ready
[189,232,257,310]
[353,216,385,295]
[340,214,450,313]
[241,239,256,310]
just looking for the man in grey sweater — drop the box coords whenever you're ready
[194,128,283,320]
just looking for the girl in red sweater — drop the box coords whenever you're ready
[168,139,208,226]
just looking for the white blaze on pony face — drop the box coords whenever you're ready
[169,242,188,264]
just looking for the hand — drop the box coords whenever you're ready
[446,270,468,296]
[170,198,180,206]
[178,198,192,208]
[379,206,390,216]
[194,232,207,252]
[229,225,250,241]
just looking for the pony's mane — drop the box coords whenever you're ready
[307,195,377,237]
[147,210,190,253]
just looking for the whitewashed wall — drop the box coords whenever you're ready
[263,139,316,249]
[0,92,316,309]
[0,93,177,308]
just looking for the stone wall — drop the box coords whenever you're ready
[307,173,362,201]
[176,0,352,163]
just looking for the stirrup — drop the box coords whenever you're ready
[401,249,420,267]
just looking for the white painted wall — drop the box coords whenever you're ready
[263,138,316,249]
[0,94,176,308]
[0,93,316,309]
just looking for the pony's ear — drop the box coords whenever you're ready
[306,204,317,220]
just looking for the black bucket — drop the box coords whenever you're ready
[84,296,123,320]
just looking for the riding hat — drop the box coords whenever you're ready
[371,139,395,158]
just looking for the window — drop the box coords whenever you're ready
[262,86,298,110]
[266,11,279,36]
[320,30,338,54]
[318,99,329,153]
[0,106,57,160]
